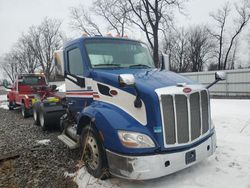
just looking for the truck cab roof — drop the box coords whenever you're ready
[64,36,143,49]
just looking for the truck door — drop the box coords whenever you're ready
[65,46,89,115]
[14,78,20,104]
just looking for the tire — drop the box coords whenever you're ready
[80,124,109,180]
[39,103,64,131]
[39,105,50,131]
[21,104,29,118]
[33,102,41,126]
[8,101,14,110]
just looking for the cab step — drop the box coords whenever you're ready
[58,134,79,149]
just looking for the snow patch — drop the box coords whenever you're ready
[64,171,76,178]
[75,167,121,188]
[74,99,250,188]
[36,139,51,146]
[0,95,8,110]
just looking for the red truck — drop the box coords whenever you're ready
[6,74,64,129]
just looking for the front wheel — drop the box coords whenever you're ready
[80,124,109,180]
[8,101,14,110]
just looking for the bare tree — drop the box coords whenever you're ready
[70,6,103,36]
[165,25,214,72]
[209,2,230,70]
[11,34,40,73]
[27,18,64,79]
[70,0,131,37]
[228,39,238,69]
[167,28,190,72]
[0,52,20,82]
[93,0,131,36]
[127,0,185,67]
[223,1,250,69]
[210,0,250,70]
[188,26,214,72]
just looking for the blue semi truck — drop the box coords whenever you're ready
[37,35,225,180]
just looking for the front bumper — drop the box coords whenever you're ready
[106,132,216,180]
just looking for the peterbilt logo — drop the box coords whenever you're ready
[183,88,192,93]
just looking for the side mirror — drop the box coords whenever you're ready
[52,50,65,81]
[118,74,135,87]
[207,71,226,89]
[118,74,142,108]
[215,71,226,81]
[160,53,170,71]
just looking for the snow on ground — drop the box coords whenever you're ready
[36,139,51,146]
[0,95,249,187]
[0,95,8,109]
[75,99,250,188]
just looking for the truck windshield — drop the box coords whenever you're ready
[18,76,47,86]
[85,39,155,69]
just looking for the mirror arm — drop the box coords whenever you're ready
[206,79,220,89]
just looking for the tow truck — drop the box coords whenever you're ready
[6,73,65,130]
[41,35,225,180]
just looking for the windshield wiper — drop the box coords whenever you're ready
[129,64,152,68]
[93,63,121,67]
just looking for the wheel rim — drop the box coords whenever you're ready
[40,113,44,127]
[21,106,25,117]
[33,110,37,121]
[84,135,100,170]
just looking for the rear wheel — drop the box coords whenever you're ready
[80,124,109,180]
[21,104,29,118]
[39,108,49,131]
[39,103,63,131]
[33,102,41,125]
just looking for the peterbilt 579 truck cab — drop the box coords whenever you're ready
[53,36,225,180]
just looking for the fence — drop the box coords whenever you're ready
[181,69,250,97]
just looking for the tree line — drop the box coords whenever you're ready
[1,18,65,82]
[1,0,250,82]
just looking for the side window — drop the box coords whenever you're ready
[68,48,84,75]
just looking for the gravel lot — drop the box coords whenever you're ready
[0,106,79,188]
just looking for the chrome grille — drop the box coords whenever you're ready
[201,90,209,134]
[190,92,201,140]
[175,95,189,143]
[161,95,176,144]
[161,90,209,146]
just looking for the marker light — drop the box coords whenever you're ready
[107,32,112,37]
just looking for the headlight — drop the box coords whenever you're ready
[118,131,155,148]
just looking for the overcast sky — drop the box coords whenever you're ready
[0,0,243,57]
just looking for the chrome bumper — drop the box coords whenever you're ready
[106,133,216,180]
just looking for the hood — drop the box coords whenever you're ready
[91,68,198,92]
[91,68,203,152]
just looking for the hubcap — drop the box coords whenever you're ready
[40,113,44,127]
[34,110,37,121]
[84,135,99,170]
[21,106,25,117]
